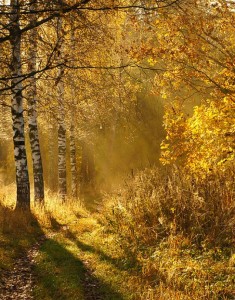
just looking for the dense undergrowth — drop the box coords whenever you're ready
[102,166,235,299]
[0,166,235,299]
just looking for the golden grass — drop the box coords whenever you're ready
[1,166,234,299]
[101,166,235,299]
[0,186,88,271]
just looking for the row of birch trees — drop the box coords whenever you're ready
[0,0,169,209]
[2,0,232,210]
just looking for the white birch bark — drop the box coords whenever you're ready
[27,1,44,204]
[57,16,67,201]
[9,0,30,209]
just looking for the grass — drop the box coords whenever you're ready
[0,189,130,299]
[1,166,235,299]
[33,237,85,300]
[0,202,43,271]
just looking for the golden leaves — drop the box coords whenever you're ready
[161,97,235,177]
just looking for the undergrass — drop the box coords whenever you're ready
[100,166,235,299]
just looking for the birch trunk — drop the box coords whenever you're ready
[58,78,67,200]
[9,0,30,209]
[27,2,44,204]
[48,122,56,192]
[57,17,67,201]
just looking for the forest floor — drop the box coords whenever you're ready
[0,230,106,300]
[1,189,234,300]
[0,197,132,300]
[0,235,47,299]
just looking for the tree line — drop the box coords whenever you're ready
[0,0,234,210]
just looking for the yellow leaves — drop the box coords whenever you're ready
[147,57,157,66]
[160,142,169,150]
[140,1,235,178]
[162,92,168,99]
[160,96,235,177]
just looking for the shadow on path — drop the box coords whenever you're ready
[0,205,45,300]
[0,206,125,300]
[47,217,127,299]
[65,229,138,272]
[34,238,124,300]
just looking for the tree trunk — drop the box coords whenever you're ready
[48,122,57,192]
[57,17,67,201]
[9,0,30,209]
[58,111,67,201]
[27,1,44,204]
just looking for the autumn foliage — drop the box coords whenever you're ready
[0,0,235,299]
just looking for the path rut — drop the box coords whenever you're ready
[0,236,46,300]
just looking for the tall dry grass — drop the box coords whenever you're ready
[0,185,88,270]
[0,183,35,234]
[104,166,235,251]
[102,165,235,299]
[0,185,87,232]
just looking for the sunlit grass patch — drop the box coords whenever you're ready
[34,227,128,300]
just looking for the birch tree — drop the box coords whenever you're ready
[27,1,44,204]
[69,24,78,198]
[57,16,67,201]
[70,122,77,197]
[9,0,30,209]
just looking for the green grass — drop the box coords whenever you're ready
[33,237,85,300]
[33,218,128,300]
[1,205,234,300]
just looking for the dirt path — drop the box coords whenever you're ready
[82,260,103,300]
[0,233,104,300]
[0,236,46,300]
